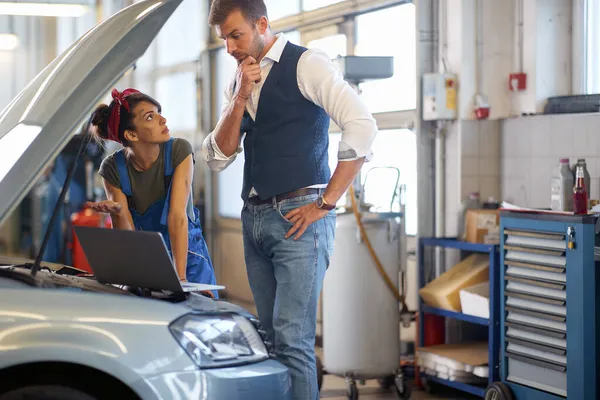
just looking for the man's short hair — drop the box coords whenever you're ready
[208,0,268,26]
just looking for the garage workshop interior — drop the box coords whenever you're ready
[0,0,599,399]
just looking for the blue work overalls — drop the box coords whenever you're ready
[115,139,218,298]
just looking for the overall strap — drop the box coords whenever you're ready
[114,150,135,209]
[160,138,175,226]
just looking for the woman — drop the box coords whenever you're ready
[87,88,217,296]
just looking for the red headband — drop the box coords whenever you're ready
[107,88,140,143]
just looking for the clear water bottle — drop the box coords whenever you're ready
[551,159,574,211]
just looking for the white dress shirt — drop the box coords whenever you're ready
[202,33,377,196]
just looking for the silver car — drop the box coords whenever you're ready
[0,0,290,398]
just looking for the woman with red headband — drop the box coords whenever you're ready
[86,88,218,296]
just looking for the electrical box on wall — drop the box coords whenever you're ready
[422,73,458,121]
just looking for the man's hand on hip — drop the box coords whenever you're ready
[284,203,329,240]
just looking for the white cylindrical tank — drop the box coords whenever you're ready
[323,213,400,379]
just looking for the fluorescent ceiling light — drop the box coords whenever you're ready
[0,33,19,50]
[0,2,89,17]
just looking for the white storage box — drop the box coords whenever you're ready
[459,281,490,319]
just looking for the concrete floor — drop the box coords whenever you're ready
[320,375,480,400]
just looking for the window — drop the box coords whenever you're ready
[302,0,345,12]
[307,34,347,59]
[265,0,300,21]
[156,0,203,67]
[284,30,301,45]
[215,48,245,218]
[586,0,600,94]
[155,71,197,133]
[362,129,417,236]
[355,4,416,112]
[327,130,417,235]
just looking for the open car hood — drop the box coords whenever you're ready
[0,0,182,227]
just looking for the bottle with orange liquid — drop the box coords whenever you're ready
[573,165,588,215]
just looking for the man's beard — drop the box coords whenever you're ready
[234,31,265,65]
[249,31,265,61]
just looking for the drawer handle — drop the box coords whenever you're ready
[505,291,566,307]
[505,260,566,273]
[503,229,565,240]
[505,306,566,322]
[506,351,567,372]
[504,245,565,257]
[506,337,566,355]
[505,276,565,291]
[505,321,566,339]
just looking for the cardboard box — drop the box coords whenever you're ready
[465,209,500,244]
[459,281,490,319]
[419,254,489,312]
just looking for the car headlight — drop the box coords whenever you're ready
[169,313,269,368]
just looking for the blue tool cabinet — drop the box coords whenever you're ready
[496,211,600,400]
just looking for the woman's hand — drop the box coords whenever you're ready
[85,200,123,216]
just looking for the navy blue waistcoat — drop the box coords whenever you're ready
[240,41,331,201]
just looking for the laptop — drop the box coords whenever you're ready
[73,226,224,293]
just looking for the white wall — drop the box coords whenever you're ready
[501,113,600,208]
[439,0,578,241]
[442,0,573,120]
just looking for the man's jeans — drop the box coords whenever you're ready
[242,194,336,400]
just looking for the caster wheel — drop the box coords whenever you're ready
[394,374,411,400]
[394,385,411,400]
[316,355,323,392]
[345,379,358,400]
[484,382,514,400]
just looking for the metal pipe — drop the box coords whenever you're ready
[434,121,445,277]
[517,0,524,72]
[415,0,437,278]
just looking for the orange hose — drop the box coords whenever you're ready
[348,185,406,306]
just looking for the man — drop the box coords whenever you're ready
[203,1,377,399]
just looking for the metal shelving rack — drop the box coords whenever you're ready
[417,237,500,398]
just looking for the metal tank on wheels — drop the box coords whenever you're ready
[321,167,411,400]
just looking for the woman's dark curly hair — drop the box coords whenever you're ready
[90,91,161,147]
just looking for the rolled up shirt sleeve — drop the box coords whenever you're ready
[201,81,243,172]
[297,49,377,162]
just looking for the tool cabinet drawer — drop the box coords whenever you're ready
[507,358,567,397]
[506,327,566,350]
[505,281,566,300]
[504,250,566,269]
[506,297,566,317]
[506,311,566,333]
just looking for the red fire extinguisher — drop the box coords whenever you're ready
[69,160,112,274]
[70,208,112,273]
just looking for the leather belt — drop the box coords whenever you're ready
[247,188,321,206]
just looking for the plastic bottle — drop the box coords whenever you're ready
[551,159,574,211]
[457,192,481,240]
[573,165,588,215]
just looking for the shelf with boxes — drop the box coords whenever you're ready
[417,237,500,398]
